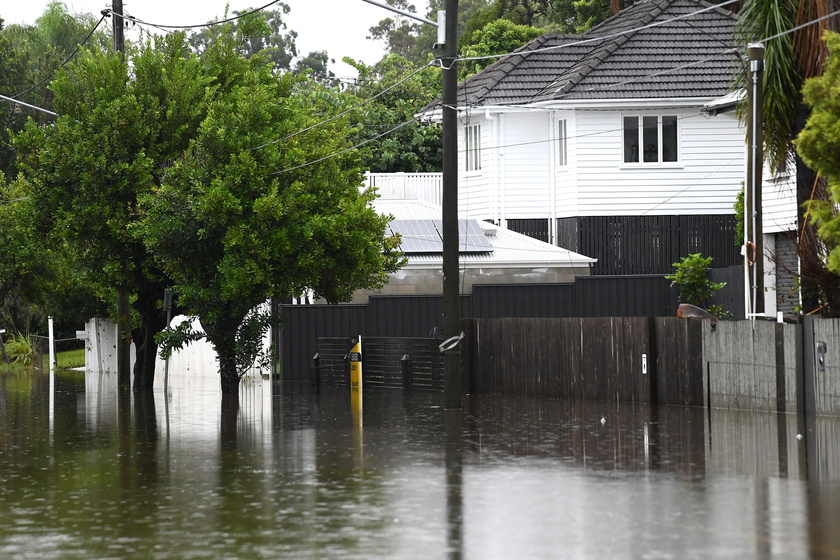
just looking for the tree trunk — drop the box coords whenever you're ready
[132,300,166,392]
[213,332,241,396]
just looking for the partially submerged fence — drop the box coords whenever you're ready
[310,317,840,416]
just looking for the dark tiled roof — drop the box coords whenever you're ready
[449,0,739,107]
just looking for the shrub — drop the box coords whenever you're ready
[666,253,731,318]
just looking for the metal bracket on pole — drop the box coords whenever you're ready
[439,332,464,353]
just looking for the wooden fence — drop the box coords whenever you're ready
[306,317,840,416]
[464,317,703,406]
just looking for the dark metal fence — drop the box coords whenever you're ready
[557,215,740,275]
[312,337,443,391]
[281,271,742,382]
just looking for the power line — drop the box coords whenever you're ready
[0,92,57,116]
[270,119,418,175]
[254,61,436,150]
[8,13,108,100]
[110,0,287,30]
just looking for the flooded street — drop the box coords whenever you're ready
[1,370,839,559]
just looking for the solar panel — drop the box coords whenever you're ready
[389,219,493,254]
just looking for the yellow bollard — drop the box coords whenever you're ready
[349,337,363,428]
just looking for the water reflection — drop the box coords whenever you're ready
[1,369,839,559]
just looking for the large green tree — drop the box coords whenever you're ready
[15,33,213,389]
[736,0,840,315]
[459,18,544,78]
[187,5,297,72]
[0,2,110,174]
[345,54,442,172]
[138,61,404,395]
[796,30,840,313]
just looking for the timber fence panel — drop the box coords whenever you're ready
[812,319,840,415]
[655,318,704,406]
[704,322,798,412]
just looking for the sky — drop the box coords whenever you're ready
[2,0,430,78]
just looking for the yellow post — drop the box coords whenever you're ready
[349,337,363,428]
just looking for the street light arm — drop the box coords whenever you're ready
[360,0,439,27]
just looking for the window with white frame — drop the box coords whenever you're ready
[622,114,678,164]
[554,118,567,167]
[465,124,481,172]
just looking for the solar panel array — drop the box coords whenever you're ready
[388,219,493,254]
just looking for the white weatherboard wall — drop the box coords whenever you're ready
[458,113,494,219]
[762,170,797,234]
[457,104,746,225]
[574,108,744,217]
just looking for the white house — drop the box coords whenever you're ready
[414,0,801,314]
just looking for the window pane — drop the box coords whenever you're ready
[623,116,639,162]
[662,115,678,162]
[643,116,658,162]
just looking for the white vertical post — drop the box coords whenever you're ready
[48,316,55,375]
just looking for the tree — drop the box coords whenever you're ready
[0,2,110,175]
[187,5,297,72]
[369,0,490,66]
[736,0,840,315]
[344,54,443,172]
[293,50,339,87]
[15,33,214,389]
[138,64,404,395]
[796,31,840,313]
[459,18,544,78]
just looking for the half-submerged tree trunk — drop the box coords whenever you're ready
[132,289,167,392]
[208,323,243,396]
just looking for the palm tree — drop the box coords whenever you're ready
[735,0,840,315]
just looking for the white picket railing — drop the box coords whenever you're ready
[365,172,443,206]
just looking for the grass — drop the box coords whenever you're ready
[57,348,85,370]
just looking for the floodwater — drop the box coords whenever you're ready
[1,370,839,559]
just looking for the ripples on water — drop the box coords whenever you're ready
[0,368,839,559]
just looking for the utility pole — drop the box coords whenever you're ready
[112,0,125,55]
[112,0,131,388]
[745,43,765,319]
[441,0,461,409]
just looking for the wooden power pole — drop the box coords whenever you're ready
[112,0,131,388]
[442,0,461,409]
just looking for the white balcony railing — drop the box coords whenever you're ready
[365,172,443,206]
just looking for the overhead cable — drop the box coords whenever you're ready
[270,119,418,175]
[110,0,286,30]
[9,13,108,100]
[254,61,435,150]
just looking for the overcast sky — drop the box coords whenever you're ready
[2,1,431,78]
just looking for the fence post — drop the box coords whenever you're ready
[310,352,320,393]
[401,354,412,389]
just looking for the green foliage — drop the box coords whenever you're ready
[459,19,543,78]
[369,0,489,66]
[344,54,442,172]
[735,0,799,172]
[666,253,728,314]
[187,5,298,72]
[294,50,338,86]
[0,3,110,174]
[5,332,34,365]
[734,183,744,246]
[136,43,405,391]
[797,31,840,276]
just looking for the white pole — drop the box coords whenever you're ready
[48,316,55,375]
